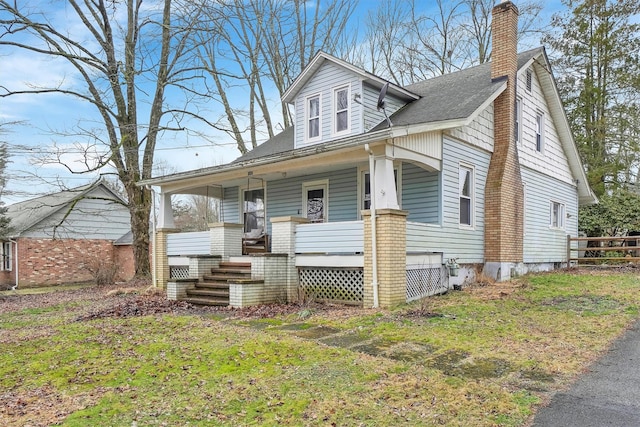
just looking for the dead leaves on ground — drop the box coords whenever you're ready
[0,385,103,427]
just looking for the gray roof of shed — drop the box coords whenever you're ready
[234,48,544,163]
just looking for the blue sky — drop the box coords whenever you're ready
[0,0,564,205]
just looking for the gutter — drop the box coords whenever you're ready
[138,128,395,188]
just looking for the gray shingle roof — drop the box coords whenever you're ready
[233,48,545,163]
[233,126,295,163]
[5,180,125,236]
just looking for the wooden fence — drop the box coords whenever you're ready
[567,235,640,265]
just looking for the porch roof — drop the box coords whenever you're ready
[139,127,397,195]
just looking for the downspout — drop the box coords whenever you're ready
[365,144,379,308]
[9,238,17,289]
[146,185,157,288]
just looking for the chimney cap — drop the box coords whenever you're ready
[493,1,519,14]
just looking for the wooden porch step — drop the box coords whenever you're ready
[186,288,229,298]
[180,260,252,307]
[219,261,251,269]
[195,282,230,290]
[203,273,251,282]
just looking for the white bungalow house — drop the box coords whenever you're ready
[140,2,596,308]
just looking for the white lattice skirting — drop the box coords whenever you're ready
[406,266,447,302]
[298,267,364,305]
[170,266,190,279]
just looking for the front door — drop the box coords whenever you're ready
[303,181,327,223]
[243,188,265,233]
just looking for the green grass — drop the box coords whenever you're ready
[1,270,639,426]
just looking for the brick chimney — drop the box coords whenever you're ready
[484,1,524,279]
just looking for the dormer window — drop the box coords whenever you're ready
[333,85,350,135]
[306,94,321,142]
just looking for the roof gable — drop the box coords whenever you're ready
[6,180,128,236]
[517,48,596,205]
[282,51,419,104]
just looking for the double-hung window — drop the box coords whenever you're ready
[536,112,544,152]
[306,94,321,142]
[2,241,11,271]
[515,98,522,145]
[459,165,474,227]
[550,201,565,229]
[333,86,350,135]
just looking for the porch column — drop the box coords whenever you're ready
[373,151,399,210]
[157,191,175,229]
[271,216,309,302]
[155,227,179,289]
[363,209,408,307]
[209,222,243,258]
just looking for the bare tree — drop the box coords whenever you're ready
[0,0,210,277]
[173,194,219,231]
[354,0,544,84]
[0,122,12,239]
[195,0,357,154]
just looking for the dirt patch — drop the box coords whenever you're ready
[75,294,193,321]
[0,385,105,427]
[463,280,527,300]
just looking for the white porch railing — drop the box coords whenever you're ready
[295,221,364,254]
[167,231,210,256]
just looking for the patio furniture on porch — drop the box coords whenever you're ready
[242,229,270,255]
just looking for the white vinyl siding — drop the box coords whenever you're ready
[294,62,363,148]
[401,163,440,224]
[222,186,239,225]
[266,168,359,233]
[361,82,406,132]
[20,186,130,239]
[517,66,574,185]
[406,137,489,264]
[522,166,577,263]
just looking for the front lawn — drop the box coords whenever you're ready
[1,269,638,426]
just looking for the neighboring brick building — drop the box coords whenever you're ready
[0,180,134,288]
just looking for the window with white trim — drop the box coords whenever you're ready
[515,97,522,145]
[306,94,321,142]
[2,241,11,271]
[550,201,565,229]
[333,85,350,135]
[459,165,474,227]
[535,112,544,152]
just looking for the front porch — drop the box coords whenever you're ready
[158,211,449,308]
